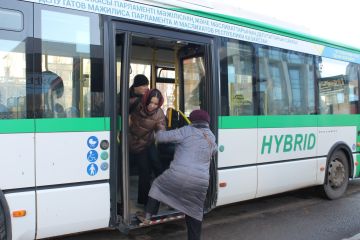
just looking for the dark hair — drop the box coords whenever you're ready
[142,89,164,113]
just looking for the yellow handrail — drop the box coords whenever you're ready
[166,108,191,129]
[177,109,191,124]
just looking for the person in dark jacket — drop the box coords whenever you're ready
[129,74,149,114]
[129,88,166,205]
[140,109,217,240]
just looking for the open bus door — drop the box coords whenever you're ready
[178,46,218,212]
[109,21,218,231]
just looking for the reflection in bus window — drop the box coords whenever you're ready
[0,39,26,119]
[0,8,23,31]
[224,41,254,116]
[36,8,104,118]
[258,47,315,115]
[317,57,359,114]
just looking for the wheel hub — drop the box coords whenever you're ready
[328,160,345,188]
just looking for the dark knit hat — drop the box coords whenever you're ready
[189,109,210,124]
[132,74,149,87]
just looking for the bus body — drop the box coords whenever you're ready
[0,0,359,239]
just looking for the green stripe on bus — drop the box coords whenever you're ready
[35,118,108,132]
[0,119,34,133]
[219,116,257,129]
[258,115,318,128]
[219,115,360,129]
[105,117,111,131]
[219,115,317,129]
[317,115,360,127]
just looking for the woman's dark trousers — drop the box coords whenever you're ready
[185,215,202,240]
[133,150,151,205]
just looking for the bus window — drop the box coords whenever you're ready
[35,7,104,118]
[258,46,316,115]
[155,67,177,112]
[220,39,255,116]
[317,57,359,114]
[183,56,205,115]
[129,63,151,86]
[0,8,23,31]
[0,9,27,119]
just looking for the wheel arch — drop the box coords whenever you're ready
[0,189,12,240]
[326,141,354,179]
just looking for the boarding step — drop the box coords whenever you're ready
[135,211,185,227]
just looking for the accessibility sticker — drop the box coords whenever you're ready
[87,163,98,176]
[87,150,99,162]
[87,136,99,149]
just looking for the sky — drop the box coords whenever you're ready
[210,0,360,49]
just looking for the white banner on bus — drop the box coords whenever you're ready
[23,0,360,63]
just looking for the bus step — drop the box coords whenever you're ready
[137,212,185,227]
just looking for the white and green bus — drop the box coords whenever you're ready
[0,0,359,239]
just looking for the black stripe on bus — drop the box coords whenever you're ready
[217,155,329,170]
[3,179,109,194]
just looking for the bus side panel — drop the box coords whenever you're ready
[216,128,258,205]
[257,127,318,164]
[257,160,318,197]
[35,132,110,186]
[216,167,257,206]
[218,129,258,168]
[316,157,327,184]
[317,126,356,156]
[256,127,318,197]
[5,192,36,240]
[36,183,110,239]
[0,134,35,190]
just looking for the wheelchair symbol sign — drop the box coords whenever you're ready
[87,150,98,162]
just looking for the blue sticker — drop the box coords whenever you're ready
[100,162,109,171]
[87,150,98,162]
[87,136,99,149]
[87,163,98,176]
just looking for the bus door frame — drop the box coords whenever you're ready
[108,19,219,229]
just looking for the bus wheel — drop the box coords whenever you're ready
[322,150,349,200]
[0,203,6,240]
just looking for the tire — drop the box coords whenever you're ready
[0,202,6,240]
[322,150,349,200]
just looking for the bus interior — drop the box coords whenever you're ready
[115,34,217,225]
